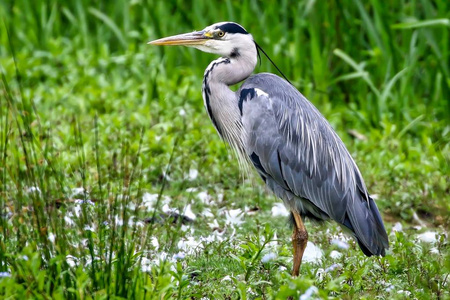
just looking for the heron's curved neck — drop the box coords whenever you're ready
[202,51,257,147]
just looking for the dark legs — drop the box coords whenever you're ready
[292,211,308,276]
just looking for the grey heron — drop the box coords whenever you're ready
[149,22,389,276]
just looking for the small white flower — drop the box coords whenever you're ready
[173,252,186,260]
[141,257,152,272]
[261,252,277,263]
[385,284,395,292]
[27,186,41,194]
[84,225,95,232]
[188,169,198,180]
[162,204,176,214]
[266,233,278,249]
[114,215,123,226]
[271,203,290,217]
[430,247,439,254]
[331,238,349,250]
[48,233,56,243]
[0,272,11,278]
[151,237,159,249]
[127,202,136,210]
[398,290,411,296]
[329,250,342,259]
[217,193,224,202]
[208,219,220,229]
[202,208,214,218]
[221,275,232,282]
[142,193,171,211]
[74,199,95,206]
[303,242,323,263]
[417,232,437,243]
[64,214,75,226]
[392,222,403,232]
[178,236,201,254]
[324,263,342,273]
[299,286,318,300]
[183,204,196,221]
[66,255,78,268]
[197,191,210,204]
[71,187,86,197]
[224,209,244,226]
[142,193,159,205]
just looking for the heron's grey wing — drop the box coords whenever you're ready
[238,73,388,256]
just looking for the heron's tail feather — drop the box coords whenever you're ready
[343,196,389,256]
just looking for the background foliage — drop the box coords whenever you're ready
[0,0,448,299]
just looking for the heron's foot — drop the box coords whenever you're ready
[292,211,308,277]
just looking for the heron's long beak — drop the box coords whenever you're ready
[148,31,209,46]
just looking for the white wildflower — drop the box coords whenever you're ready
[331,238,349,250]
[417,232,437,243]
[202,208,214,218]
[392,222,403,232]
[71,187,86,197]
[83,225,95,232]
[178,236,201,254]
[66,255,78,268]
[208,219,220,229]
[27,186,41,194]
[324,263,342,273]
[430,247,439,254]
[271,203,290,217]
[300,286,318,300]
[197,191,210,204]
[398,290,411,296]
[303,242,323,263]
[329,250,342,259]
[261,252,277,263]
[224,209,244,226]
[141,257,152,272]
[48,233,56,243]
[183,204,196,220]
[385,284,395,292]
[64,214,75,226]
[173,252,186,260]
[151,237,159,249]
[188,169,198,180]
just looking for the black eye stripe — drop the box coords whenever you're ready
[216,23,248,34]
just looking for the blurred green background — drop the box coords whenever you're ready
[0,0,449,298]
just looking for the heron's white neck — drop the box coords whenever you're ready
[201,45,257,151]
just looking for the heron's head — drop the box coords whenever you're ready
[149,22,255,58]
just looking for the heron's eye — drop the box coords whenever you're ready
[217,31,225,38]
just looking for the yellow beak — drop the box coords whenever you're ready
[148,31,209,46]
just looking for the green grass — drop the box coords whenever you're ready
[0,0,449,299]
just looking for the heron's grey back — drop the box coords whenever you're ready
[238,73,388,256]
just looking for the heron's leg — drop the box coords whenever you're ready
[292,211,308,276]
